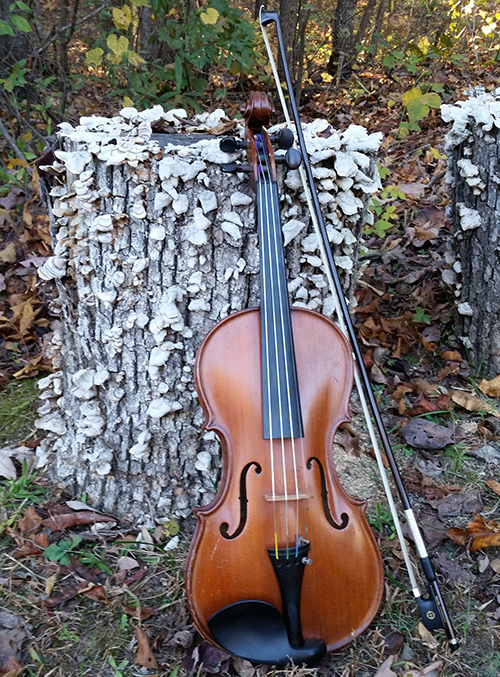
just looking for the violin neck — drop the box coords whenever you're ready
[258,178,304,440]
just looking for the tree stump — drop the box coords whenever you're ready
[442,88,500,376]
[37,104,382,521]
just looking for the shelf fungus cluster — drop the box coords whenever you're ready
[441,87,500,374]
[38,104,382,519]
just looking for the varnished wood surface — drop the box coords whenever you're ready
[186,307,384,652]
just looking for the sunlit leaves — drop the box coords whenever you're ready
[200,7,220,25]
[107,34,129,61]
[112,6,133,31]
[402,87,442,124]
[85,48,104,67]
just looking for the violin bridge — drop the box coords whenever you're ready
[264,492,310,502]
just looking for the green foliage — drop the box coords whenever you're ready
[0,461,45,508]
[413,307,431,325]
[44,535,83,565]
[368,502,396,539]
[84,0,255,109]
[0,1,32,36]
[108,656,130,677]
[367,170,404,239]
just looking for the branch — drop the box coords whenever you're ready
[32,3,108,59]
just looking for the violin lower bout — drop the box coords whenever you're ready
[186,308,384,658]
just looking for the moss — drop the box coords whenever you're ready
[0,377,41,446]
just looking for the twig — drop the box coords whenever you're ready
[31,3,107,59]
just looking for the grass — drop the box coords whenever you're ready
[0,376,40,446]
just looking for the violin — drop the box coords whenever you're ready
[185,92,384,666]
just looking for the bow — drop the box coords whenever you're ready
[259,7,459,651]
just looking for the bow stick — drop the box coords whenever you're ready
[259,7,459,650]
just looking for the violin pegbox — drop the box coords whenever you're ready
[219,127,301,174]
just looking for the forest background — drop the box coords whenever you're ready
[0,1,500,677]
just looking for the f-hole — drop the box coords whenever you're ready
[307,457,349,530]
[220,461,262,539]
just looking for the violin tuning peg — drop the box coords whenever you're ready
[219,137,249,153]
[270,128,295,150]
[277,128,295,150]
[221,162,251,174]
[284,148,302,170]
[275,148,302,170]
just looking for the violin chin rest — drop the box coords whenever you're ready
[208,600,326,666]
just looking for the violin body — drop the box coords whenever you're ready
[185,92,384,665]
[186,307,384,660]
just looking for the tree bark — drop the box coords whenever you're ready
[37,106,382,521]
[327,0,359,83]
[442,88,500,377]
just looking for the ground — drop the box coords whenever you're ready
[1,75,500,677]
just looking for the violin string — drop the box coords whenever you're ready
[257,156,279,559]
[266,159,301,556]
[257,138,288,556]
[258,137,293,556]
[259,136,301,557]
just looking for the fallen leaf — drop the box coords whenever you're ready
[12,532,49,557]
[423,660,443,677]
[0,654,24,677]
[121,605,156,620]
[45,574,57,595]
[413,513,449,549]
[0,242,17,264]
[441,350,463,362]
[183,644,231,674]
[382,628,405,655]
[336,422,360,457]
[448,513,500,551]
[478,375,500,398]
[478,418,500,441]
[45,581,108,607]
[0,448,17,480]
[486,479,500,497]
[429,490,483,518]
[468,444,500,464]
[438,363,461,379]
[82,583,110,604]
[434,551,471,584]
[405,394,450,417]
[373,655,397,677]
[18,507,43,536]
[417,621,440,649]
[400,183,427,200]
[414,225,439,241]
[451,390,499,417]
[135,626,158,670]
[400,418,454,449]
[490,558,500,574]
[41,511,117,531]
